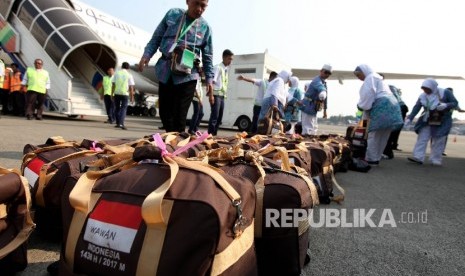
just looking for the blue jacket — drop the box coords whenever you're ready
[408,88,458,137]
[142,8,214,85]
[299,76,326,115]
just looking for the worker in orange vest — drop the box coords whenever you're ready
[9,63,24,116]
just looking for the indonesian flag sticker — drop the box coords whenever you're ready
[23,158,45,188]
[84,200,142,253]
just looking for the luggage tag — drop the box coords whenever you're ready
[180,48,195,69]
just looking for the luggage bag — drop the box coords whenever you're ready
[0,167,35,274]
[59,145,257,276]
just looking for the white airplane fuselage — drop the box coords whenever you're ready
[71,0,159,93]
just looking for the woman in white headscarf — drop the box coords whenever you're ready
[354,64,403,166]
[284,76,303,133]
[258,70,292,120]
[405,78,458,166]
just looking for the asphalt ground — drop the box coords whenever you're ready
[0,114,464,276]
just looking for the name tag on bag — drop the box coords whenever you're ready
[180,48,195,69]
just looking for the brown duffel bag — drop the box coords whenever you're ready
[303,141,345,204]
[0,167,35,274]
[21,143,83,191]
[198,147,318,276]
[58,144,257,276]
[22,136,80,154]
[257,107,284,135]
[21,138,142,240]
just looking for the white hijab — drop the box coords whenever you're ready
[265,70,292,106]
[419,78,440,110]
[287,76,300,101]
[356,64,391,110]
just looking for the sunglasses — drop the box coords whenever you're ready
[323,70,332,75]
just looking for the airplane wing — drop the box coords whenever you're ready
[292,68,465,84]
[128,68,159,94]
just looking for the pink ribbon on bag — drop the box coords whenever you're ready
[90,141,103,152]
[152,131,209,157]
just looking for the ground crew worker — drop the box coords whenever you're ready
[112,62,134,130]
[99,67,115,124]
[0,58,6,115]
[1,64,12,114]
[9,63,24,116]
[208,49,234,135]
[22,58,50,120]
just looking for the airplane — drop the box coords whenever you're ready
[0,0,462,120]
[0,0,158,117]
[292,68,465,85]
[70,0,159,93]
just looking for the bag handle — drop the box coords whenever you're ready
[257,144,292,172]
[35,150,98,207]
[21,142,81,171]
[86,151,134,169]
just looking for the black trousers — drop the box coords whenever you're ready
[0,89,9,114]
[158,78,196,132]
[384,104,409,157]
[251,104,261,133]
[25,90,46,118]
[10,91,26,116]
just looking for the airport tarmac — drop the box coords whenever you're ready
[1,114,464,276]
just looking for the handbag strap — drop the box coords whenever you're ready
[172,13,185,47]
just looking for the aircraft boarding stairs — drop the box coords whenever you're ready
[50,64,107,117]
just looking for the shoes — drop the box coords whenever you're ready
[36,117,43,120]
[105,120,113,124]
[121,125,127,130]
[381,154,393,160]
[26,116,32,120]
[431,162,442,166]
[367,161,379,166]
[114,124,121,128]
[442,152,447,156]
[407,157,423,165]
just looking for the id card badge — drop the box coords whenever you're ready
[168,42,178,53]
[180,48,195,69]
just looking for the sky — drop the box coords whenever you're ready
[79,0,465,120]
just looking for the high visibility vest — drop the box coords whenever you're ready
[10,71,22,92]
[0,60,5,87]
[113,70,130,96]
[3,67,12,90]
[101,75,113,96]
[213,66,228,97]
[26,67,49,94]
